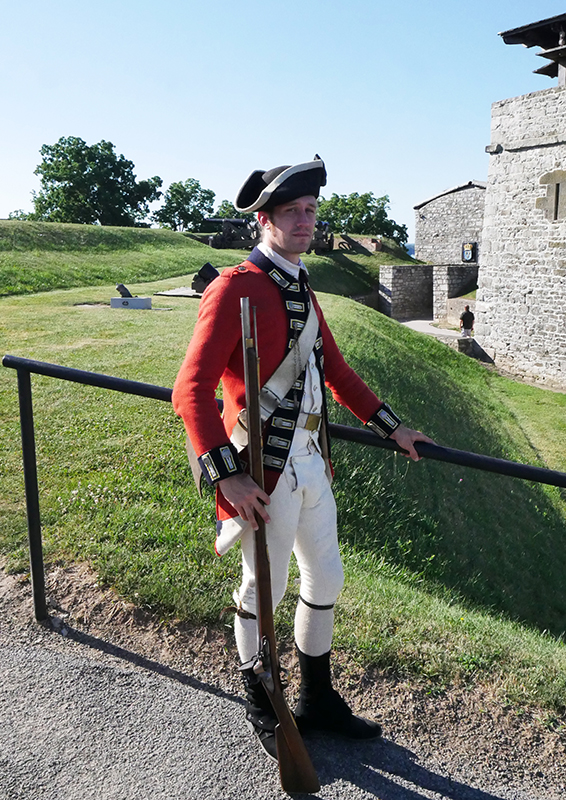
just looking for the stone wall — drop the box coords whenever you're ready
[433,265,478,320]
[378,264,477,321]
[414,182,486,265]
[446,297,476,327]
[378,264,433,319]
[477,86,566,388]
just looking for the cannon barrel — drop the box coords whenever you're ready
[205,218,250,226]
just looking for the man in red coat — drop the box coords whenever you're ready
[172,156,431,761]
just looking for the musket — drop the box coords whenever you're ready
[240,297,320,794]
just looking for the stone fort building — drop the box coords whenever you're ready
[379,183,485,323]
[476,13,566,388]
[414,181,485,322]
[414,181,486,266]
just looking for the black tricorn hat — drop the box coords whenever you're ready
[234,155,327,213]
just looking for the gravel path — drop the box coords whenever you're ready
[1,566,564,800]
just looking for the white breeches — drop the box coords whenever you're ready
[232,430,344,660]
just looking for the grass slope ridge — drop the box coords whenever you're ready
[0,220,245,297]
[0,219,412,299]
[1,276,566,718]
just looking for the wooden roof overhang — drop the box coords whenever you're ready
[500,13,566,82]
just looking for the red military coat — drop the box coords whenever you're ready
[172,257,384,520]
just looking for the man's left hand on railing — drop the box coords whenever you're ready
[390,425,435,462]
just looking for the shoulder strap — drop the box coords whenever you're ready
[230,300,319,451]
[260,299,318,419]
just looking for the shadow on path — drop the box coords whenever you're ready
[46,617,509,800]
[308,736,508,800]
[46,615,242,706]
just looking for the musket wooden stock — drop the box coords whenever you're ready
[240,297,320,794]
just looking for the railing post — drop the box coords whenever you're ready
[16,368,47,621]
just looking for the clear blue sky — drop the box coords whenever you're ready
[2,0,565,240]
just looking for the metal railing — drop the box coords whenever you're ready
[4,354,566,621]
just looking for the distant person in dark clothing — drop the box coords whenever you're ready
[460,305,475,337]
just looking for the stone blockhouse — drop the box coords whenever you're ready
[412,182,484,321]
[376,183,484,323]
[414,182,486,266]
[474,11,566,389]
[378,186,486,320]
[378,181,486,320]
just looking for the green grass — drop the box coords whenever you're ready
[1,235,566,718]
[0,219,413,299]
[0,220,249,297]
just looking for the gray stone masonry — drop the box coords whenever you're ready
[378,264,476,322]
[433,265,478,321]
[415,183,486,265]
[477,85,566,388]
[378,264,433,320]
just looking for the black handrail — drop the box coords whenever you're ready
[5,355,566,487]
[3,353,566,620]
[2,355,173,402]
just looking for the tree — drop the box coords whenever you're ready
[153,179,215,232]
[215,200,254,222]
[30,136,162,227]
[317,192,408,245]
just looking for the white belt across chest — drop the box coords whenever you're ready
[231,301,320,451]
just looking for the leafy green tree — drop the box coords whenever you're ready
[30,136,162,227]
[153,179,215,231]
[215,200,254,222]
[317,192,408,245]
[8,209,30,220]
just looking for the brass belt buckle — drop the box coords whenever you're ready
[304,413,321,431]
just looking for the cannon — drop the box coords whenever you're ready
[191,262,220,293]
[205,218,260,250]
[306,220,334,255]
[116,283,133,298]
[338,233,359,251]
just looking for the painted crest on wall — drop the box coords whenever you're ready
[462,242,477,263]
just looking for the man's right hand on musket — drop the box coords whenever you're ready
[218,473,271,529]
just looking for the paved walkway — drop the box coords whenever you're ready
[1,567,558,800]
[0,626,540,800]
[401,319,462,339]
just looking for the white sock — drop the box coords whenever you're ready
[294,601,334,657]
[234,613,259,663]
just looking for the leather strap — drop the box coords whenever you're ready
[299,596,335,611]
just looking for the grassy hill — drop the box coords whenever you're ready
[0,219,414,299]
[2,265,566,717]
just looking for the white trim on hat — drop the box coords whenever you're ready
[236,160,325,213]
